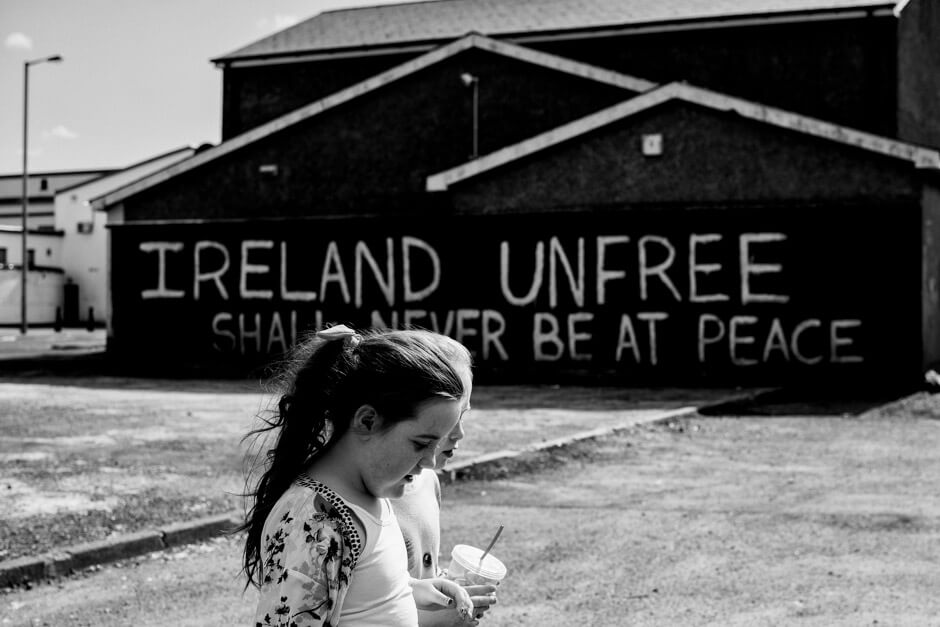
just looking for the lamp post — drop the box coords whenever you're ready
[460,72,479,159]
[21,54,63,334]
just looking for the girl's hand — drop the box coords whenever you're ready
[411,577,475,622]
[465,583,498,619]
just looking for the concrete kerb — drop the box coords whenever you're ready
[0,388,775,588]
[0,512,241,588]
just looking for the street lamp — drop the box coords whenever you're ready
[21,54,63,334]
[460,72,479,160]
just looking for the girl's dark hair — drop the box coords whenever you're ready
[240,327,472,588]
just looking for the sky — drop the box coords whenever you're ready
[0,0,407,175]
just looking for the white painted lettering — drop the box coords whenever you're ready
[791,319,822,364]
[730,315,759,366]
[194,240,230,300]
[689,234,728,303]
[402,236,440,302]
[698,314,725,362]
[567,312,593,360]
[456,309,480,346]
[639,235,681,301]
[240,240,274,300]
[533,312,563,361]
[740,233,789,304]
[549,237,585,308]
[500,241,544,306]
[280,242,316,302]
[355,239,395,307]
[615,314,640,363]
[831,319,863,363]
[638,312,668,366]
[596,236,629,306]
[481,310,509,360]
[140,241,184,299]
[211,312,235,352]
[320,241,351,304]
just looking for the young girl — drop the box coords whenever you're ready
[396,339,499,627]
[242,325,475,626]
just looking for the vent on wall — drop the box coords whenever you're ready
[641,133,663,157]
[77,221,94,234]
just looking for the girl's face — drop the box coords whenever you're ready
[437,369,472,469]
[362,395,463,499]
[361,366,472,499]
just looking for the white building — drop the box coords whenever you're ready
[0,169,113,229]
[0,147,195,325]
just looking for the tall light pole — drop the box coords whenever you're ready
[460,73,479,159]
[21,54,63,334]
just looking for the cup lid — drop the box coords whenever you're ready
[451,544,507,580]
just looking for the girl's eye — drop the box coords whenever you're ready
[413,441,433,451]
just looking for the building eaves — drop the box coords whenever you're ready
[213,0,896,64]
[58,146,196,195]
[426,81,940,191]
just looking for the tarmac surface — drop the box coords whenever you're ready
[0,328,106,361]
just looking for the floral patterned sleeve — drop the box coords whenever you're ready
[254,492,355,627]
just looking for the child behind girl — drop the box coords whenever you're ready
[242,326,475,626]
[396,338,498,627]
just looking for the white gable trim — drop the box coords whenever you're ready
[426,81,940,191]
[92,33,652,211]
[893,0,913,17]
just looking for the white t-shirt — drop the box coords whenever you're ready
[342,498,418,626]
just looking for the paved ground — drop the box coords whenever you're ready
[0,329,105,360]
[2,390,938,626]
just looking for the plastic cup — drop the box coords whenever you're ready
[446,544,507,585]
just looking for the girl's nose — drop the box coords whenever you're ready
[450,419,465,442]
[418,449,437,469]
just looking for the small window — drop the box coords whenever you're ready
[39,178,49,191]
[27,249,35,268]
[0,248,7,265]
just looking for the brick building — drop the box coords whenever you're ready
[93,0,940,385]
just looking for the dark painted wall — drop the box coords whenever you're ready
[533,16,897,140]
[448,102,922,214]
[108,206,921,384]
[898,0,940,149]
[221,51,416,140]
[127,49,636,221]
[220,15,898,141]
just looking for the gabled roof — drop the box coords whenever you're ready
[214,0,896,64]
[59,146,195,194]
[91,33,653,211]
[426,81,940,191]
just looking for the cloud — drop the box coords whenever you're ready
[257,14,299,33]
[43,125,79,140]
[5,32,33,50]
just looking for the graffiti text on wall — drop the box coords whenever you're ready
[136,233,863,366]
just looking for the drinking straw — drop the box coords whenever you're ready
[478,524,504,567]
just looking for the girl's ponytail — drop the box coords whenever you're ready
[239,330,351,588]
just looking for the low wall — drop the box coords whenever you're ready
[0,267,65,325]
